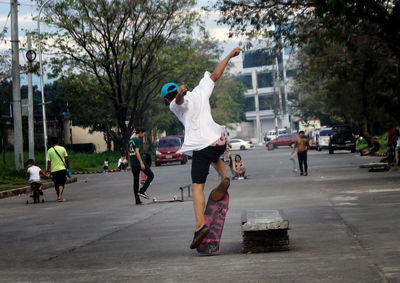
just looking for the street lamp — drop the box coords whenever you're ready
[37,0,54,167]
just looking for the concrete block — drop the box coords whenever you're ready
[241,210,289,231]
[241,210,290,253]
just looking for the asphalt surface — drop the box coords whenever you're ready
[1,146,399,282]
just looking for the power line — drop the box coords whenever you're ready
[0,10,11,41]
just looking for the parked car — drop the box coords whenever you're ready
[316,127,331,151]
[267,134,298,149]
[230,138,253,150]
[329,125,356,154]
[155,136,187,166]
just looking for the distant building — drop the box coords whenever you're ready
[239,47,297,138]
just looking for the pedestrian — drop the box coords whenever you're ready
[46,137,69,202]
[26,159,45,197]
[161,47,242,249]
[103,158,109,172]
[291,131,308,176]
[360,137,380,156]
[232,154,246,179]
[396,129,400,166]
[128,127,154,205]
[118,155,128,171]
[386,123,397,165]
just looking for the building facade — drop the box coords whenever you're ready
[239,47,297,141]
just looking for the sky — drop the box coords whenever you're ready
[0,0,244,86]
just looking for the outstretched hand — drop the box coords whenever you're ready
[177,85,187,96]
[229,47,243,58]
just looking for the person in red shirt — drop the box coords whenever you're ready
[386,123,397,165]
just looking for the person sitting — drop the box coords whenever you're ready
[118,155,129,171]
[360,137,380,156]
[232,154,246,179]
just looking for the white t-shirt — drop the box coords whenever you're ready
[169,71,224,156]
[27,165,42,182]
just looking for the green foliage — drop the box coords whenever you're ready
[213,0,400,138]
[38,0,203,153]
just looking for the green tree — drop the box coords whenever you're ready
[38,0,201,153]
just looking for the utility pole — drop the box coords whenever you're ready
[275,55,284,129]
[10,0,24,169]
[37,0,53,167]
[27,33,35,160]
[252,70,262,144]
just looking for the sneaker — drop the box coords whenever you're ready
[138,192,150,199]
[304,172,308,176]
[190,225,210,249]
[211,177,230,201]
[300,172,304,176]
[136,201,143,205]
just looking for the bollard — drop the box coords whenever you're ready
[179,184,191,201]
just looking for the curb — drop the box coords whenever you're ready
[72,169,124,174]
[0,177,78,199]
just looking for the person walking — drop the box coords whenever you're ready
[292,131,309,176]
[161,47,242,249]
[128,127,154,205]
[46,137,69,202]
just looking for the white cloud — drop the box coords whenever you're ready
[210,27,243,43]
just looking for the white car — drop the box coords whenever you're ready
[230,139,252,150]
[316,127,332,151]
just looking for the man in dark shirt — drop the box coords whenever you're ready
[128,127,154,205]
[360,137,380,156]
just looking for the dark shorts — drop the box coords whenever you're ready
[369,150,377,156]
[52,170,67,189]
[191,143,226,184]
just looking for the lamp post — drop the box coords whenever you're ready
[37,0,54,167]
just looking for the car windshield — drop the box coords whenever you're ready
[158,139,180,147]
[334,126,351,133]
[319,130,331,136]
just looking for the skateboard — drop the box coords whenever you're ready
[152,195,182,203]
[360,162,390,172]
[197,191,229,255]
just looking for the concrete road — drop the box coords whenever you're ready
[1,147,399,282]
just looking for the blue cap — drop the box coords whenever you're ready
[161,83,178,99]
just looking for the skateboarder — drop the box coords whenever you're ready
[291,131,309,176]
[161,47,242,249]
[128,127,154,205]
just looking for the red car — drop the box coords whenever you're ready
[155,136,188,166]
[267,134,299,149]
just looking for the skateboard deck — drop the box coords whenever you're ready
[360,163,390,171]
[197,191,229,255]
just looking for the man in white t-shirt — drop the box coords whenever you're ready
[161,47,242,249]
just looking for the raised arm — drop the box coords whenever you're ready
[210,47,242,82]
